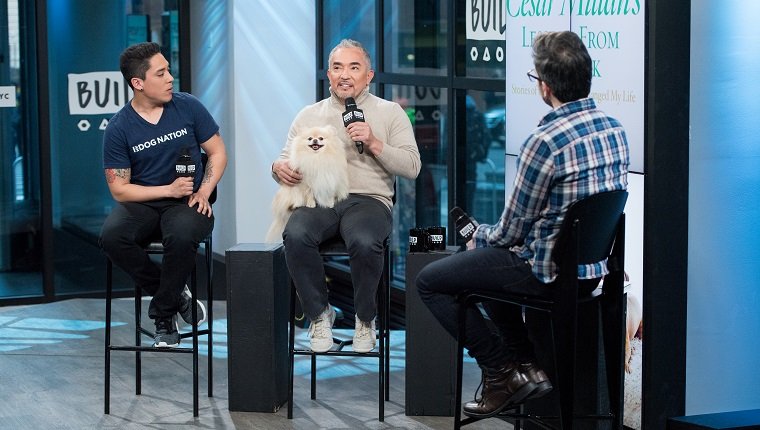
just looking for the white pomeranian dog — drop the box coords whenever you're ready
[266,125,349,242]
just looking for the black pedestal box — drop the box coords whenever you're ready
[405,248,459,416]
[225,243,290,412]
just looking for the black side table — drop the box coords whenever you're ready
[405,247,459,416]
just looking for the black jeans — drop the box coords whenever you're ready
[100,199,214,320]
[416,247,601,369]
[416,247,551,369]
[282,194,391,322]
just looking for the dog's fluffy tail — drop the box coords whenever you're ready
[265,206,291,242]
[265,188,297,242]
[265,218,286,242]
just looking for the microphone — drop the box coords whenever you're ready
[450,206,479,243]
[175,150,196,178]
[342,97,365,154]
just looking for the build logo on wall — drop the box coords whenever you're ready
[466,0,506,69]
[67,72,132,132]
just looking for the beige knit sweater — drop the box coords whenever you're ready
[274,88,421,209]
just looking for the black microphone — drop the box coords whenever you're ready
[450,206,479,243]
[342,97,365,154]
[175,149,196,178]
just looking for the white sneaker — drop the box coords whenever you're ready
[308,306,335,352]
[352,315,376,353]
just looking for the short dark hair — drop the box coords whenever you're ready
[532,31,592,103]
[119,42,161,90]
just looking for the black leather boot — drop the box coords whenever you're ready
[463,363,537,418]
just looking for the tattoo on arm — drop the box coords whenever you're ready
[105,168,130,184]
[203,162,213,184]
[201,133,220,184]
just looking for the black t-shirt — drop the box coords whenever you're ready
[102,92,219,191]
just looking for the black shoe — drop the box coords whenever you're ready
[519,362,553,400]
[154,315,180,348]
[462,363,537,418]
[179,285,207,326]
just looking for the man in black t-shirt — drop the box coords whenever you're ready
[100,42,227,347]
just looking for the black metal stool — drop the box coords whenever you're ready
[287,236,391,421]
[104,233,214,417]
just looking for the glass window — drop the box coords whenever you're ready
[126,1,184,89]
[461,89,505,224]
[388,85,448,281]
[383,0,447,75]
[0,0,42,299]
[47,0,186,295]
[321,0,376,68]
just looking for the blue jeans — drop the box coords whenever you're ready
[100,199,214,320]
[416,247,552,368]
[283,194,391,322]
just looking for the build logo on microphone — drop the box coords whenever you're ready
[343,110,364,123]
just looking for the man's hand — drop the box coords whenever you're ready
[188,191,213,217]
[346,121,383,155]
[272,159,302,185]
[466,238,476,251]
[169,177,194,198]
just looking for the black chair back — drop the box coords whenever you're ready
[454,189,629,430]
[553,190,628,267]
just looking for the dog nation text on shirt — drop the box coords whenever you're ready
[102,92,219,192]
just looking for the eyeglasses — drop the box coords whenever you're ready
[527,69,542,83]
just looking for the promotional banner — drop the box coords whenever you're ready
[504,2,646,428]
[574,1,644,172]
[504,2,567,155]
[505,0,645,172]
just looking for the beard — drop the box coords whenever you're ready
[541,88,553,107]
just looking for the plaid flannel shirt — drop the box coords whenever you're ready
[473,98,629,283]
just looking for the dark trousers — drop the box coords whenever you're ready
[100,199,214,320]
[416,247,600,368]
[282,194,391,322]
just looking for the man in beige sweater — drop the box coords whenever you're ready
[271,39,420,353]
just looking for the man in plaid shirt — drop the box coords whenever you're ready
[416,30,629,418]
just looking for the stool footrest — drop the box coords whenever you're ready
[333,338,353,350]
[135,328,211,339]
[107,345,197,353]
[180,329,211,339]
[292,348,382,358]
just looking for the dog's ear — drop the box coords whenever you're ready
[324,124,338,136]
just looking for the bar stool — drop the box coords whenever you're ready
[287,235,391,421]
[454,190,628,430]
[103,232,214,417]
